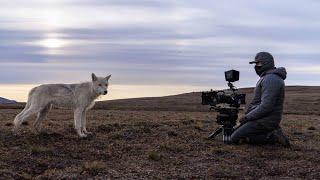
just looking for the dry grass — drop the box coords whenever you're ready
[0,86,319,179]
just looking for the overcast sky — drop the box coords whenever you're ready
[1,0,320,100]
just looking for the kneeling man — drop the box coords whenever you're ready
[231,52,290,147]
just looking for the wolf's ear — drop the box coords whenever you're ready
[105,74,111,80]
[92,73,98,81]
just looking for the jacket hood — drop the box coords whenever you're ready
[265,67,287,80]
[255,54,275,77]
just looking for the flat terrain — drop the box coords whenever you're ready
[0,86,319,179]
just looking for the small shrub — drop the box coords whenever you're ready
[141,127,151,133]
[111,133,123,140]
[148,151,161,161]
[30,146,54,155]
[194,125,202,131]
[194,121,204,131]
[182,119,195,125]
[19,172,32,179]
[167,131,178,137]
[160,142,184,153]
[97,124,113,132]
[4,122,12,126]
[83,161,106,175]
[307,126,316,130]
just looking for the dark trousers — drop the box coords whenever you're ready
[231,121,274,145]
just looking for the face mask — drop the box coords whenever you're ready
[255,65,263,76]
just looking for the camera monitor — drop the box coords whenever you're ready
[225,70,239,82]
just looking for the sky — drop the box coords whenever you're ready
[0,0,320,101]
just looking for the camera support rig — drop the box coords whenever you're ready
[207,89,239,144]
[202,70,246,144]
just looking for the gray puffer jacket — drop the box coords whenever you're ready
[245,67,287,130]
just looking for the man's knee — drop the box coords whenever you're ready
[230,132,242,144]
[230,122,252,143]
[230,121,263,144]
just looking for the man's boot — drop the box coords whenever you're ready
[270,128,291,147]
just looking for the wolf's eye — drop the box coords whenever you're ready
[98,84,102,86]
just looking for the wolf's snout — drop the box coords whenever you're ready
[103,90,108,95]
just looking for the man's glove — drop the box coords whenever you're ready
[239,116,249,124]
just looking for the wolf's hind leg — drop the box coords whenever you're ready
[13,110,28,133]
[33,104,51,133]
[13,88,37,133]
[13,98,32,129]
[14,107,29,126]
[13,106,40,132]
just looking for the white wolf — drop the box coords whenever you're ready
[13,73,111,138]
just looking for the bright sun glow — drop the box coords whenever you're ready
[39,38,66,48]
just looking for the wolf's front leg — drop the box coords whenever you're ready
[74,108,87,138]
[81,110,92,135]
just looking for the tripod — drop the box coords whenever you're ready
[208,124,235,144]
[207,109,238,144]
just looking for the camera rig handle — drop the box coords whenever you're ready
[227,82,237,92]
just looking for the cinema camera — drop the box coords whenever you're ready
[201,70,246,144]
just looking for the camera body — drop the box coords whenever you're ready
[202,69,246,109]
[201,70,246,143]
[201,90,246,108]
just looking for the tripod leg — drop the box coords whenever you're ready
[223,127,235,144]
[208,127,223,139]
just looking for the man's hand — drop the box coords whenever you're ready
[239,116,249,124]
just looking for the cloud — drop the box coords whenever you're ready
[0,0,319,91]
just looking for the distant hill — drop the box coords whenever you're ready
[0,97,16,104]
[94,86,320,115]
[0,86,319,115]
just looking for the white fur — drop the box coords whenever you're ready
[13,73,111,138]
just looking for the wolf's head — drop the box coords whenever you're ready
[91,73,111,95]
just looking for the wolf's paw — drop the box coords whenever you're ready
[78,133,88,138]
[84,131,93,135]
